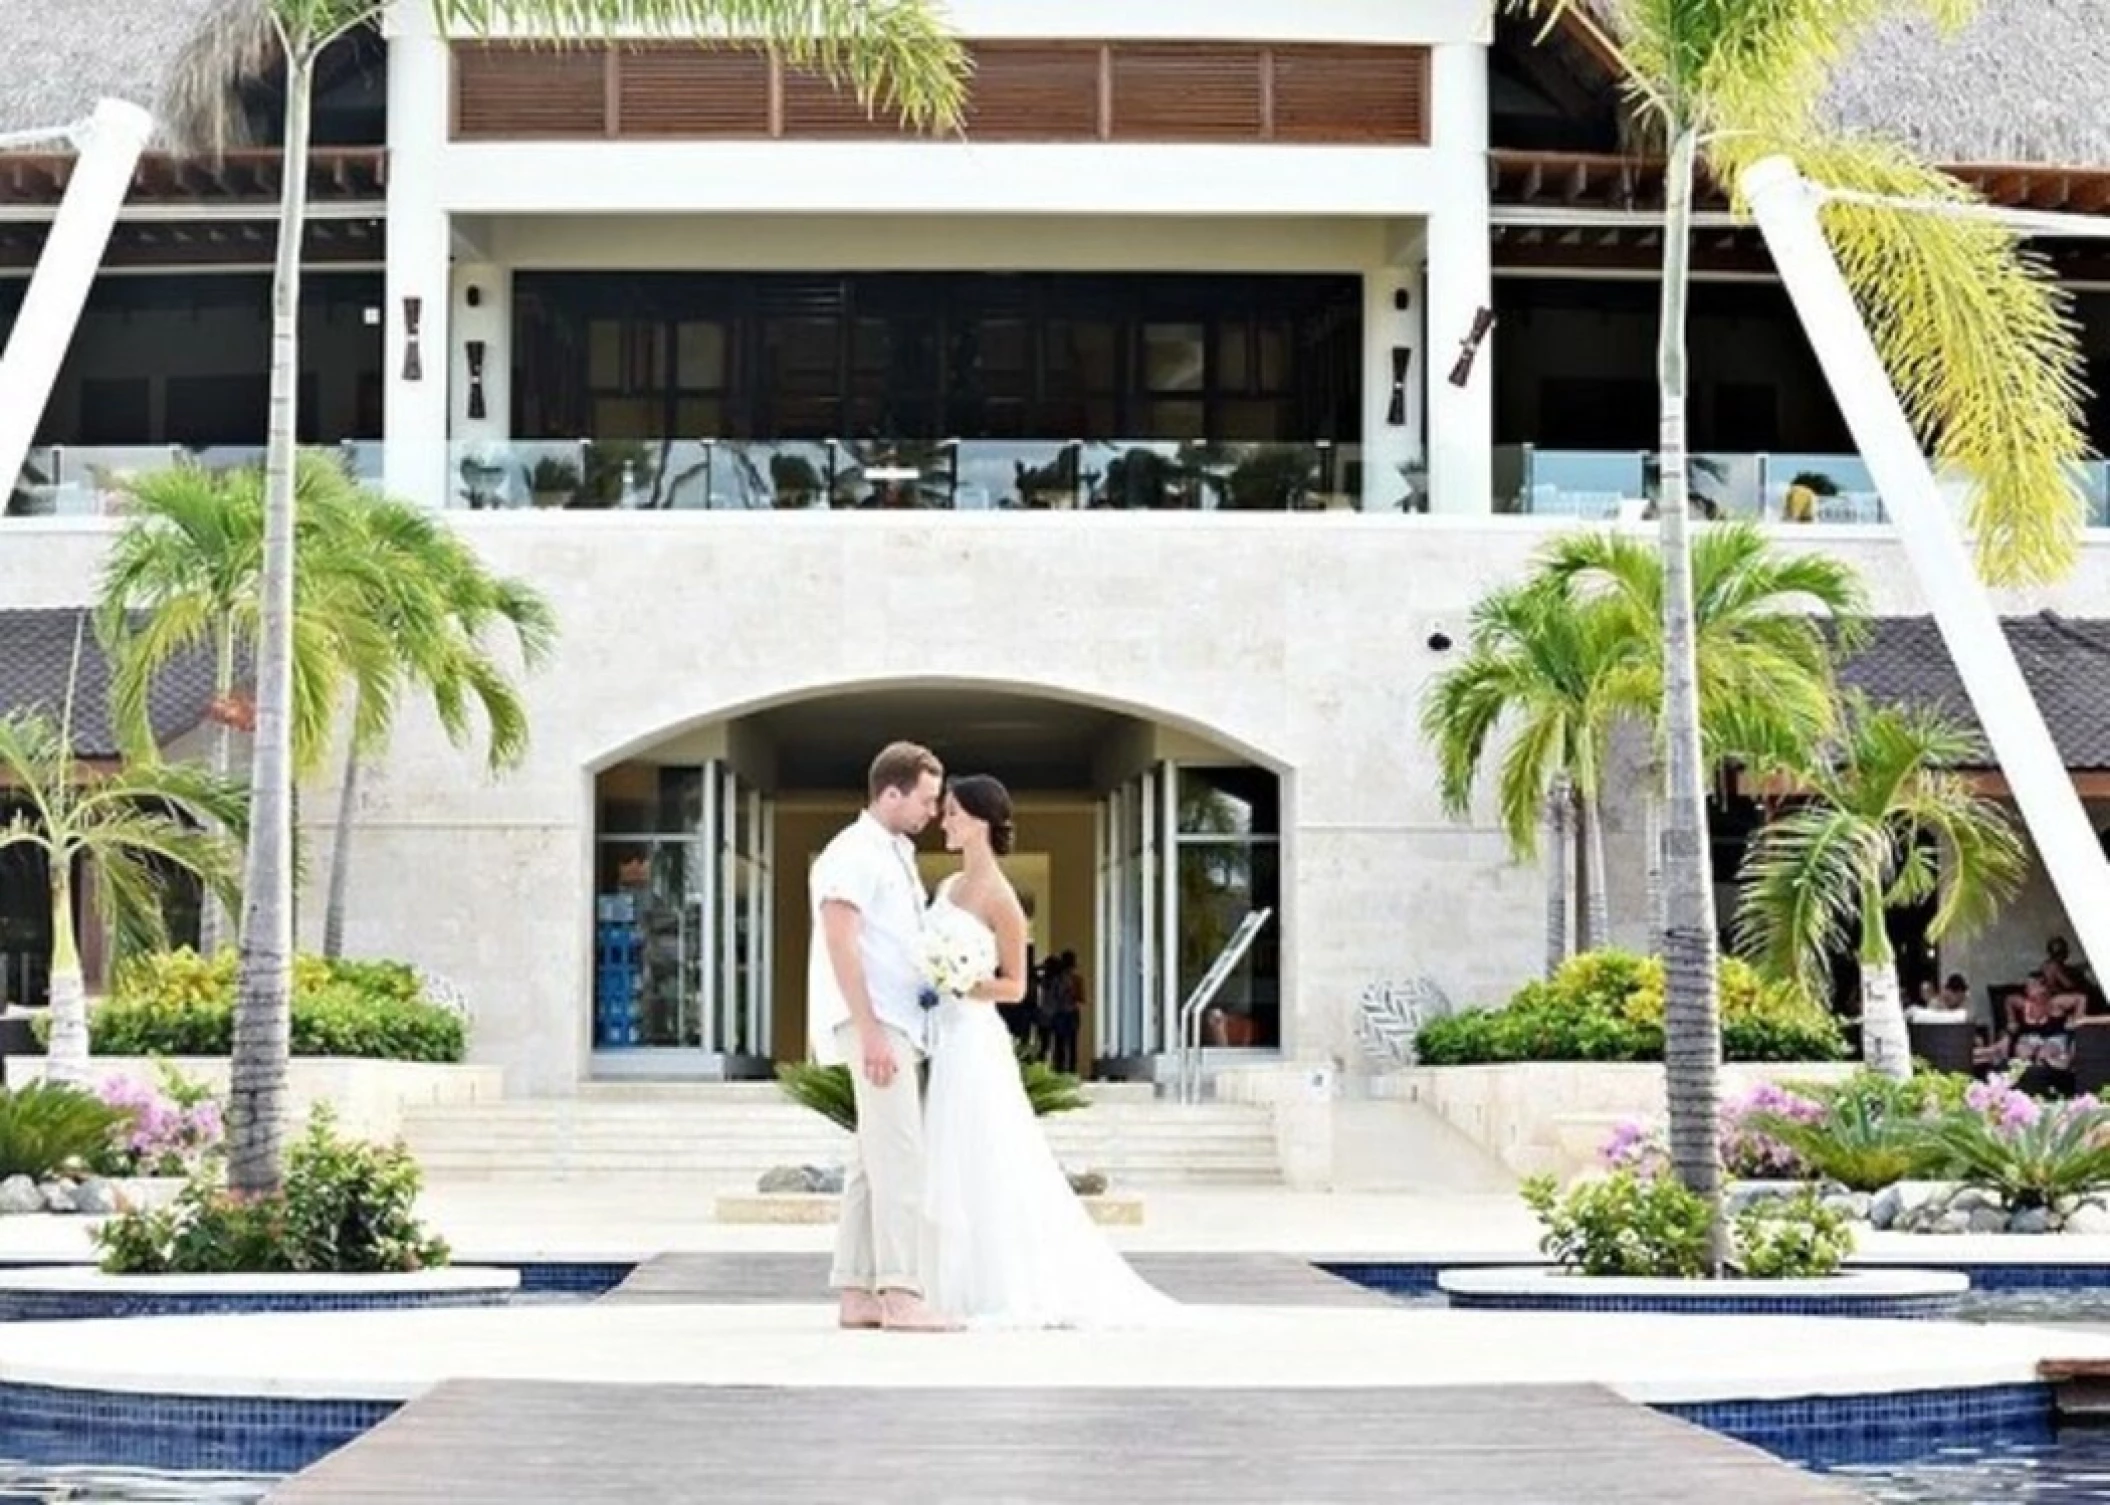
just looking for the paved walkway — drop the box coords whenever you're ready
[268,1380,1860,1504]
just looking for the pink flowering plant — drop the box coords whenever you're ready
[94,1064,223,1178]
[1720,1082,1824,1179]
[1938,1080,2110,1213]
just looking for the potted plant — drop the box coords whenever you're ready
[769,453,824,509]
[526,455,580,509]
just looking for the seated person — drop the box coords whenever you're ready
[2043,936,2101,1014]
[1939,973,1972,1013]
[2007,974,2080,1095]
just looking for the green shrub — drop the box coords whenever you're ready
[1734,1190,1855,1278]
[1415,949,1843,1066]
[777,1046,1090,1134]
[1932,1097,2110,1213]
[1521,1170,1710,1277]
[1745,1087,1945,1192]
[93,1106,449,1275]
[39,949,466,1064]
[0,1084,131,1180]
[1522,1170,1855,1279]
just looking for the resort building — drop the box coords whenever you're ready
[5,0,2110,1105]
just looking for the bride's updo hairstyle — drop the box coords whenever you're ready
[949,775,1016,856]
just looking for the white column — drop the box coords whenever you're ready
[383,7,451,505]
[450,261,511,445]
[1360,259,1422,511]
[1743,155,2110,980]
[0,100,151,496]
[1422,43,1493,515]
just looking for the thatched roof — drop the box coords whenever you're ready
[0,0,219,140]
[1580,0,2110,169]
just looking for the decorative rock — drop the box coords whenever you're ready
[1931,1210,1972,1235]
[72,1179,119,1216]
[811,1165,845,1196]
[1869,1186,1903,1231]
[1821,1192,1872,1221]
[2065,1204,2110,1236]
[1967,1207,2010,1234]
[39,1180,76,1214]
[2008,1207,2054,1235]
[1952,1188,1999,1214]
[0,1176,42,1216]
[1067,1170,1110,1197]
[757,1166,818,1195]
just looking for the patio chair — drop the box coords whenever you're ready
[1906,1017,1976,1077]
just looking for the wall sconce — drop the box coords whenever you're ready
[465,339,488,421]
[1448,306,1496,388]
[1386,347,1413,427]
[401,296,423,383]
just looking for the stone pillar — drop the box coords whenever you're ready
[1422,42,1493,516]
[383,7,450,506]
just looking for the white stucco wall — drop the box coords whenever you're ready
[12,518,2110,1095]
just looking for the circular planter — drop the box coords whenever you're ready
[1436,1265,1967,1320]
[0,1265,520,1323]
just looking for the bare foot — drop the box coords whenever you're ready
[879,1290,962,1332]
[838,1289,883,1329]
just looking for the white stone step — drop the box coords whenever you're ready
[399,1095,1281,1187]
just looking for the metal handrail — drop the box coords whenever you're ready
[1175,907,1272,1104]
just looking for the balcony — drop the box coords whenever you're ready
[6,442,386,518]
[1494,445,2110,528]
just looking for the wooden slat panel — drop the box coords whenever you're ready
[963,42,1103,141]
[781,66,910,137]
[1272,45,1430,144]
[1109,44,1264,142]
[455,44,608,139]
[616,47,771,137]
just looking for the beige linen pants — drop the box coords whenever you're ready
[829,1022,926,1294]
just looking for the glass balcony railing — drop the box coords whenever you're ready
[4,441,385,518]
[442,438,1363,512]
[1494,445,2110,529]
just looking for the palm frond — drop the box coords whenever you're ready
[1734,803,1877,999]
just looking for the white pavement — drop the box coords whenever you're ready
[5,1301,2104,1409]
[8,1183,2110,1265]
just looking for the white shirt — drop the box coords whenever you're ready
[807,811,928,1062]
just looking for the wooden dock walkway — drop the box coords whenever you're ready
[600,1251,1397,1308]
[269,1380,1858,1504]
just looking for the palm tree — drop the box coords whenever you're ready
[1422,578,1643,966]
[320,499,557,959]
[160,1,966,1195]
[1513,0,2086,1268]
[98,456,399,944]
[1540,522,1871,945]
[0,628,247,1086]
[1736,698,2024,1079]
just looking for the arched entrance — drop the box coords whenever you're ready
[586,683,1283,1080]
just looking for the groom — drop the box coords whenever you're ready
[809,740,955,1332]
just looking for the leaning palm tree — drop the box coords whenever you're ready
[163,0,967,1197]
[0,632,247,1085]
[1422,578,1644,968]
[321,498,557,959]
[1540,522,1871,942]
[1514,0,2087,1269]
[1736,698,2024,1080]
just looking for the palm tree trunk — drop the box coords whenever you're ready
[228,48,313,1198]
[1645,757,1667,955]
[321,725,359,961]
[1859,960,1912,1082]
[1545,774,1572,976]
[1582,793,1611,953]
[198,624,236,955]
[43,863,89,1087]
[1655,126,1729,1273]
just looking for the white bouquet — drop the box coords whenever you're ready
[919,925,995,1007]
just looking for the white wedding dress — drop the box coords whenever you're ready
[921,888,1180,1329]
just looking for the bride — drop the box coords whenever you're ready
[921,774,1178,1328]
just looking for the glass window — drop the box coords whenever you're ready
[593,838,703,1048]
[1177,767,1279,836]
[677,321,728,389]
[1142,323,1205,392]
[1176,842,1280,1048]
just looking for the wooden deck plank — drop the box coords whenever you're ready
[270,1380,1857,1504]
[601,1251,1395,1308]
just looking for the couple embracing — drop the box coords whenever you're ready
[809,741,1175,1331]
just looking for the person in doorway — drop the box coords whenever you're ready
[808,740,955,1333]
[1042,950,1084,1075]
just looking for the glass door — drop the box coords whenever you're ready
[715,768,773,1063]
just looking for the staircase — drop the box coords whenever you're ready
[398,1083,1284,1188]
